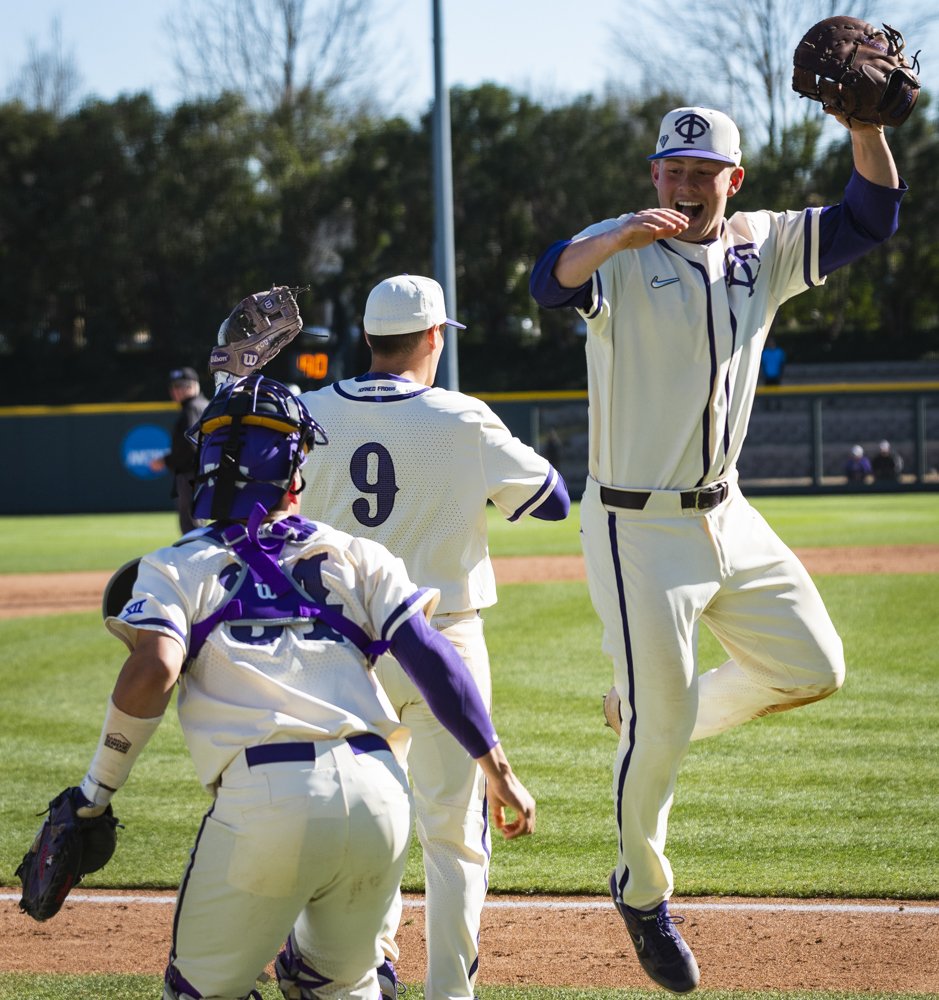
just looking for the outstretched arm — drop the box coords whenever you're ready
[391,613,536,839]
[552,209,690,289]
[814,112,906,278]
[825,108,899,189]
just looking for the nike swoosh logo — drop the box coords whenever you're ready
[651,276,679,288]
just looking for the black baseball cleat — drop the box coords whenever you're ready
[609,872,700,994]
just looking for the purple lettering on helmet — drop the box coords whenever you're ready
[210,351,230,365]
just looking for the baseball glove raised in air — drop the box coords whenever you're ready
[209,286,308,380]
[793,17,921,127]
[16,787,121,921]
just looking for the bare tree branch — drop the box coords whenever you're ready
[8,17,83,119]
[617,0,934,151]
[165,0,376,112]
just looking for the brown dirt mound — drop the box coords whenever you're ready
[491,546,939,584]
[2,891,936,991]
[0,570,112,618]
[1,546,937,619]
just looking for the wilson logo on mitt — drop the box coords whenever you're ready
[209,285,309,380]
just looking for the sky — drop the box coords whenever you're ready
[0,0,933,137]
[0,0,636,114]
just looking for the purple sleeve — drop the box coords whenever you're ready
[530,240,593,309]
[390,614,499,759]
[817,168,906,278]
[529,471,570,521]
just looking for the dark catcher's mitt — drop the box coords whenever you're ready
[793,17,921,127]
[209,285,308,380]
[16,787,120,922]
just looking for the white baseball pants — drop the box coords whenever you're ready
[375,612,492,1000]
[168,740,413,1000]
[580,477,845,911]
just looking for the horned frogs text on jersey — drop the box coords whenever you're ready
[105,518,439,793]
[298,376,556,613]
[575,206,823,491]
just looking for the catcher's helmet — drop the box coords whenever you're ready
[188,375,327,521]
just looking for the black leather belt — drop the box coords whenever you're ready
[600,481,729,512]
[680,481,729,510]
[599,486,650,509]
[245,735,390,768]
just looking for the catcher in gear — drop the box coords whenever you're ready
[47,374,534,1000]
[793,17,920,128]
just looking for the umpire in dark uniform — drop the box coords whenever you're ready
[164,367,208,534]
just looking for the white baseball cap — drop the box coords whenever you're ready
[364,274,466,336]
[648,107,742,167]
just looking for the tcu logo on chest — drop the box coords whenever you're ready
[724,243,761,297]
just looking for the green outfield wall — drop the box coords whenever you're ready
[1,385,937,514]
[0,402,180,514]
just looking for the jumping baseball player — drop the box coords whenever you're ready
[47,375,534,1000]
[293,274,570,1000]
[530,104,905,992]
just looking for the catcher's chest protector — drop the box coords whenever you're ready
[184,515,391,665]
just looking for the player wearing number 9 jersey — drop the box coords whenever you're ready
[298,274,570,1000]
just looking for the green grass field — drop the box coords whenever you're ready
[0,512,180,574]
[0,494,936,574]
[1,495,936,998]
[485,494,939,556]
[0,981,931,1000]
[2,574,936,898]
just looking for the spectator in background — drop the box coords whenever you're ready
[845,444,871,482]
[545,428,562,469]
[163,367,208,534]
[872,439,903,481]
[761,336,787,386]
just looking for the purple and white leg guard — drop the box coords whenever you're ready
[164,962,263,1000]
[275,932,334,1000]
[163,963,204,1000]
[376,959,405,1000]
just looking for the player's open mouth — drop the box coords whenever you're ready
[676,201,704,220]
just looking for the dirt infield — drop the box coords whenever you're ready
[3,548,937,990]
[2,891,937,991]
[490,545,939,583]
[1,545,938,618]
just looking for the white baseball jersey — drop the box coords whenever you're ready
[576,207,824,490]
[106,520,439,793]
[298,375,556,613]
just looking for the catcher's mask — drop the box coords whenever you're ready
[188,375,327,522]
